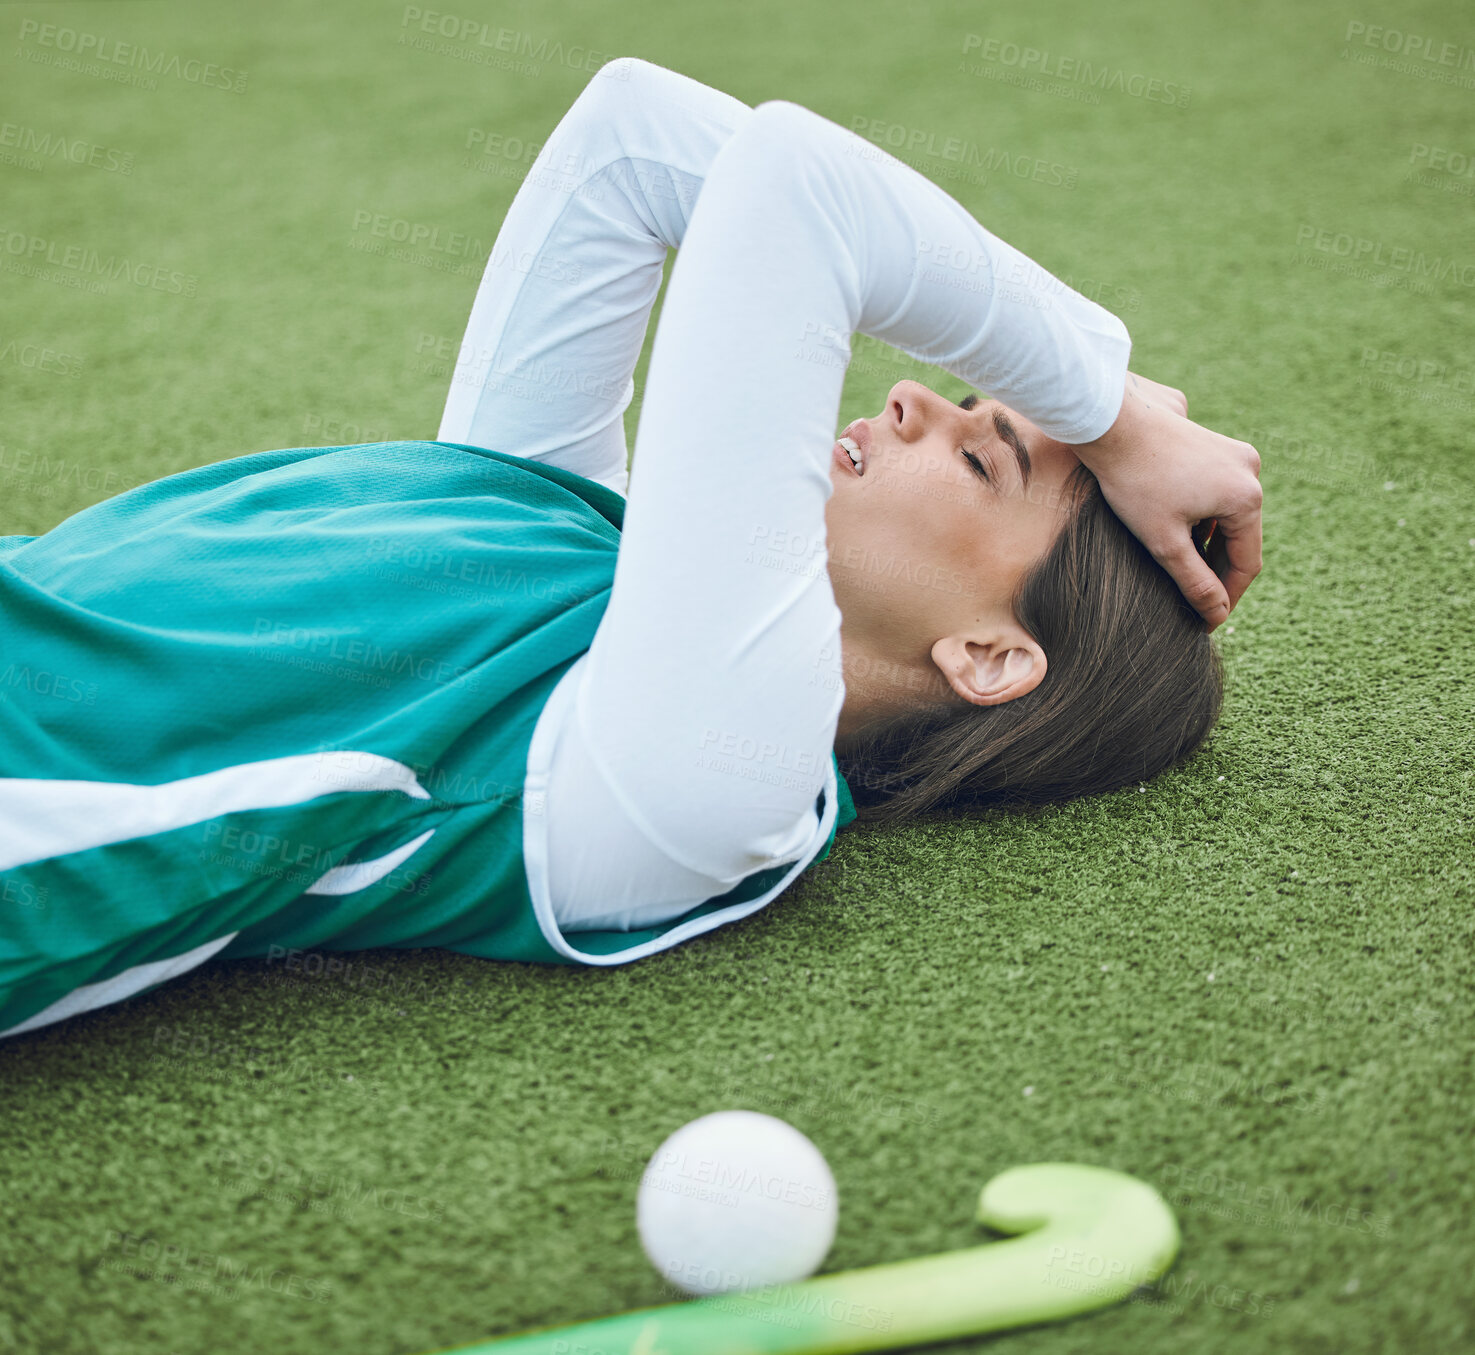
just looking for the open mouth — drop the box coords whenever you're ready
[833,419,871,476]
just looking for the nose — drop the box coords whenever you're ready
[885,378,954,444]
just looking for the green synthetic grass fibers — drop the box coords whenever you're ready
[2,1,1472,1352]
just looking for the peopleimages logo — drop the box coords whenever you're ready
[848,117,1079,190]
[0,224,199,296]
[959,33,1191,107]
[641,1148,833,1211]
[16,20,248,92]
[0,123,134,175]
[396,7,628,77]
[1294,223,1475,288]
[100,1230,332,1302]
[1343,20,1475,69]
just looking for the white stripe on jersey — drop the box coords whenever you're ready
[0,751,431,871]
[0,932,239,1039]
[306,828,436,896]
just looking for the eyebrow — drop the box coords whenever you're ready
[958,394,1032,489]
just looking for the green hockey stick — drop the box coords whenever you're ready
[423,1162,1180,1354]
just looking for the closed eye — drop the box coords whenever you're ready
[957,393,990,483]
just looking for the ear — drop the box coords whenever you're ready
[930,628,1047,707]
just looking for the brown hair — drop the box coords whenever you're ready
[837,462,1224,824]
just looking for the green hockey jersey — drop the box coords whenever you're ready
[0,440,855,1036]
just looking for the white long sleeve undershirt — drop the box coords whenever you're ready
[437,58,1131,934]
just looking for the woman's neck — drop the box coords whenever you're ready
[832,626,956,752]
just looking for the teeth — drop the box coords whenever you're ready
[838,435,862,471]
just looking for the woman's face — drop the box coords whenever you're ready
[823,378,1085,734]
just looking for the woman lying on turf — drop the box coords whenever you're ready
[0,58,1261,1038]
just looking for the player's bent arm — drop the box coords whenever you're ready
[560,98,1136,885]
[436,58,753,496]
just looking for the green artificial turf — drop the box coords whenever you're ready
[2,0,1472,1351]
